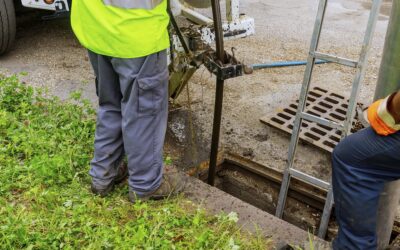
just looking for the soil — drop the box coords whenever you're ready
[0,0,397,227]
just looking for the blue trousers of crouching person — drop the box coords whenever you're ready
[332,127,400,249]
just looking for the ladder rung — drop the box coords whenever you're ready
[289,168,330,190]
[313,52,358,68]
[300,112,344,130]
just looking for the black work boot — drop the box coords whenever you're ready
[91,161,128,197]
[128,169,187,203]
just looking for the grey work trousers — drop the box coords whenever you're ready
[88,50,169,196]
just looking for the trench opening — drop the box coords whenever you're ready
[166,109,400,245]
[195,154,400,243]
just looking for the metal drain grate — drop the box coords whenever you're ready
[260,87,364,153]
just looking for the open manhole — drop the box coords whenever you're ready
[192,152,400,244]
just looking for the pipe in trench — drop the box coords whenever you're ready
[375,1,400,248]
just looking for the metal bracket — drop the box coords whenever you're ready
[204,51,243,81]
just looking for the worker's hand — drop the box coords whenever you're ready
[388,91,400,123]
[367,93,400,136]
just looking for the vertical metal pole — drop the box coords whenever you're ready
[374,0,400,101]
[211,0,224,60]
[208,0,226,186]
[207,80,224,186]
[375,1,400,248]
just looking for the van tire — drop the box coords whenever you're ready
[0,0,16,55]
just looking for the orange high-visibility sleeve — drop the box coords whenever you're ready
[367,99,398,136]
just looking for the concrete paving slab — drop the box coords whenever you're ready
[184,176,331,249]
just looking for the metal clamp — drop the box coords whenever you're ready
[204,51,243,81]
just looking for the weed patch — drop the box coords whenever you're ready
[0,75,271,249]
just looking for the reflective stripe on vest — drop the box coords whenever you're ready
[103,0,163,10]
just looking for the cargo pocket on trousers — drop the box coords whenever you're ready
[137,77,165,117]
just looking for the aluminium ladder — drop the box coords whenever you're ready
[275,0,383,238]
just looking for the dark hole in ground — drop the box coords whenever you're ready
[197,156,338,241]
[196,155,400,244]
[166,109,400,245]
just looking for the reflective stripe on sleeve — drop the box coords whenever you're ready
[377,95,400,131]
[103,0,163,10]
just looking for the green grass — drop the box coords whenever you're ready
[0,75,271,249]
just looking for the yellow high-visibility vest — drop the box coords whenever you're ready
[71,0,170,58]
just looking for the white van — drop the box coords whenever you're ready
[0,0,70,55]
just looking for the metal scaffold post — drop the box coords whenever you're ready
[375,1,400,248]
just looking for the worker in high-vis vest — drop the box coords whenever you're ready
[332,91,400,249]
[71,0,187,202]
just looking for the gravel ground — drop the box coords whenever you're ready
[174,0,392,182]
[0,0,395,218]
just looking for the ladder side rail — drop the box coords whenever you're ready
[318,188,335,238]
[317,0,383,240]
[343,0,383,136]
[275,0,329,218]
